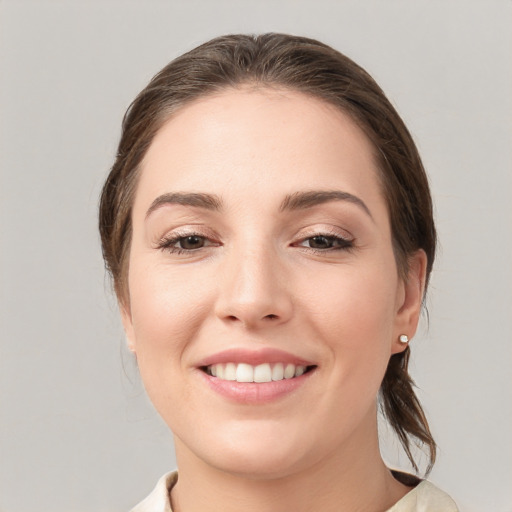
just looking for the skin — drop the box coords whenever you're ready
[122,88,427,512]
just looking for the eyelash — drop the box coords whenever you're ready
[293,232,354,253]
[157,230,354,256]
[156,232,218,255]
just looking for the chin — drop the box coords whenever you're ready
[215,436,316,480]
[209,450,308,481]
[178,424,315,481]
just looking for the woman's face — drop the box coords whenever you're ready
[123,88,425,478]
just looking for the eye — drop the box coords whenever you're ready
[296,234,353,251]
[157,232,219,254]
[307,235,337,249]
[177,235,206,250]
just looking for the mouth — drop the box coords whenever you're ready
[201,362,317,383]
[195,348,317,403]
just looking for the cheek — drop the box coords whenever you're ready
[127,261,213,372]
[299,260,398,387]
[302,262,398,337]
[126,262,217,426]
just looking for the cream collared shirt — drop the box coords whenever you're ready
[131,471,458,512]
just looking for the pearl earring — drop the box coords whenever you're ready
[399,334,409,344]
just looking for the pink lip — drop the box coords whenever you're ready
[196,347,314,367]
[198,370,315,405]
[194,348,317,405]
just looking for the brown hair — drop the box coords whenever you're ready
[99,33,437,474]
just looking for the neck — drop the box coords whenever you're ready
[170,408,411,512]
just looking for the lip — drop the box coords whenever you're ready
[194,348,317,405]
[198,369,315,405]
[195,347,314,367]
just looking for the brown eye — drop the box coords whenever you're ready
[179,235,206,250]
[296,234,353,251]
[308,235,334,249]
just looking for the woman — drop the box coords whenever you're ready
[99,33,458,511]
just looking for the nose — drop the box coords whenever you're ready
[214,246,293,329]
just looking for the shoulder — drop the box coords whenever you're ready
[130,471,177,512]
[387,480,459,512]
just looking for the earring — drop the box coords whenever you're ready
[399,334,409,344]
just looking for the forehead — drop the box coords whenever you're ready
[136,87,385,215]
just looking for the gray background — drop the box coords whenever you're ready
[1,1,511,511]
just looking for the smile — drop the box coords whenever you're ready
[204,362,314,383]
[196,348,317,403]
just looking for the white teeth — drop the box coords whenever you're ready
[271,362,284,381]
[284,363,295,379]
[295,365,305,377]
[206,362,310,382]
[254,363,272,383]
[236,363,254,382]
[224,362,236,381]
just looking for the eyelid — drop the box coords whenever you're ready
[293,225,354,242]
[154,226,221,251]
[290,225,356,254]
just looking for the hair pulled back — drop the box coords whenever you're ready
[99,33,437,474]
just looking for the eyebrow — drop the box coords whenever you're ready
[280,190,373,219]
[145,192,223,218]
[145,189,372,220]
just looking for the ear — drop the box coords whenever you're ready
[120,300,137,353]
[391,250,428,355]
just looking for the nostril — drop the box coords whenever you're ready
[265,314,278,320]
